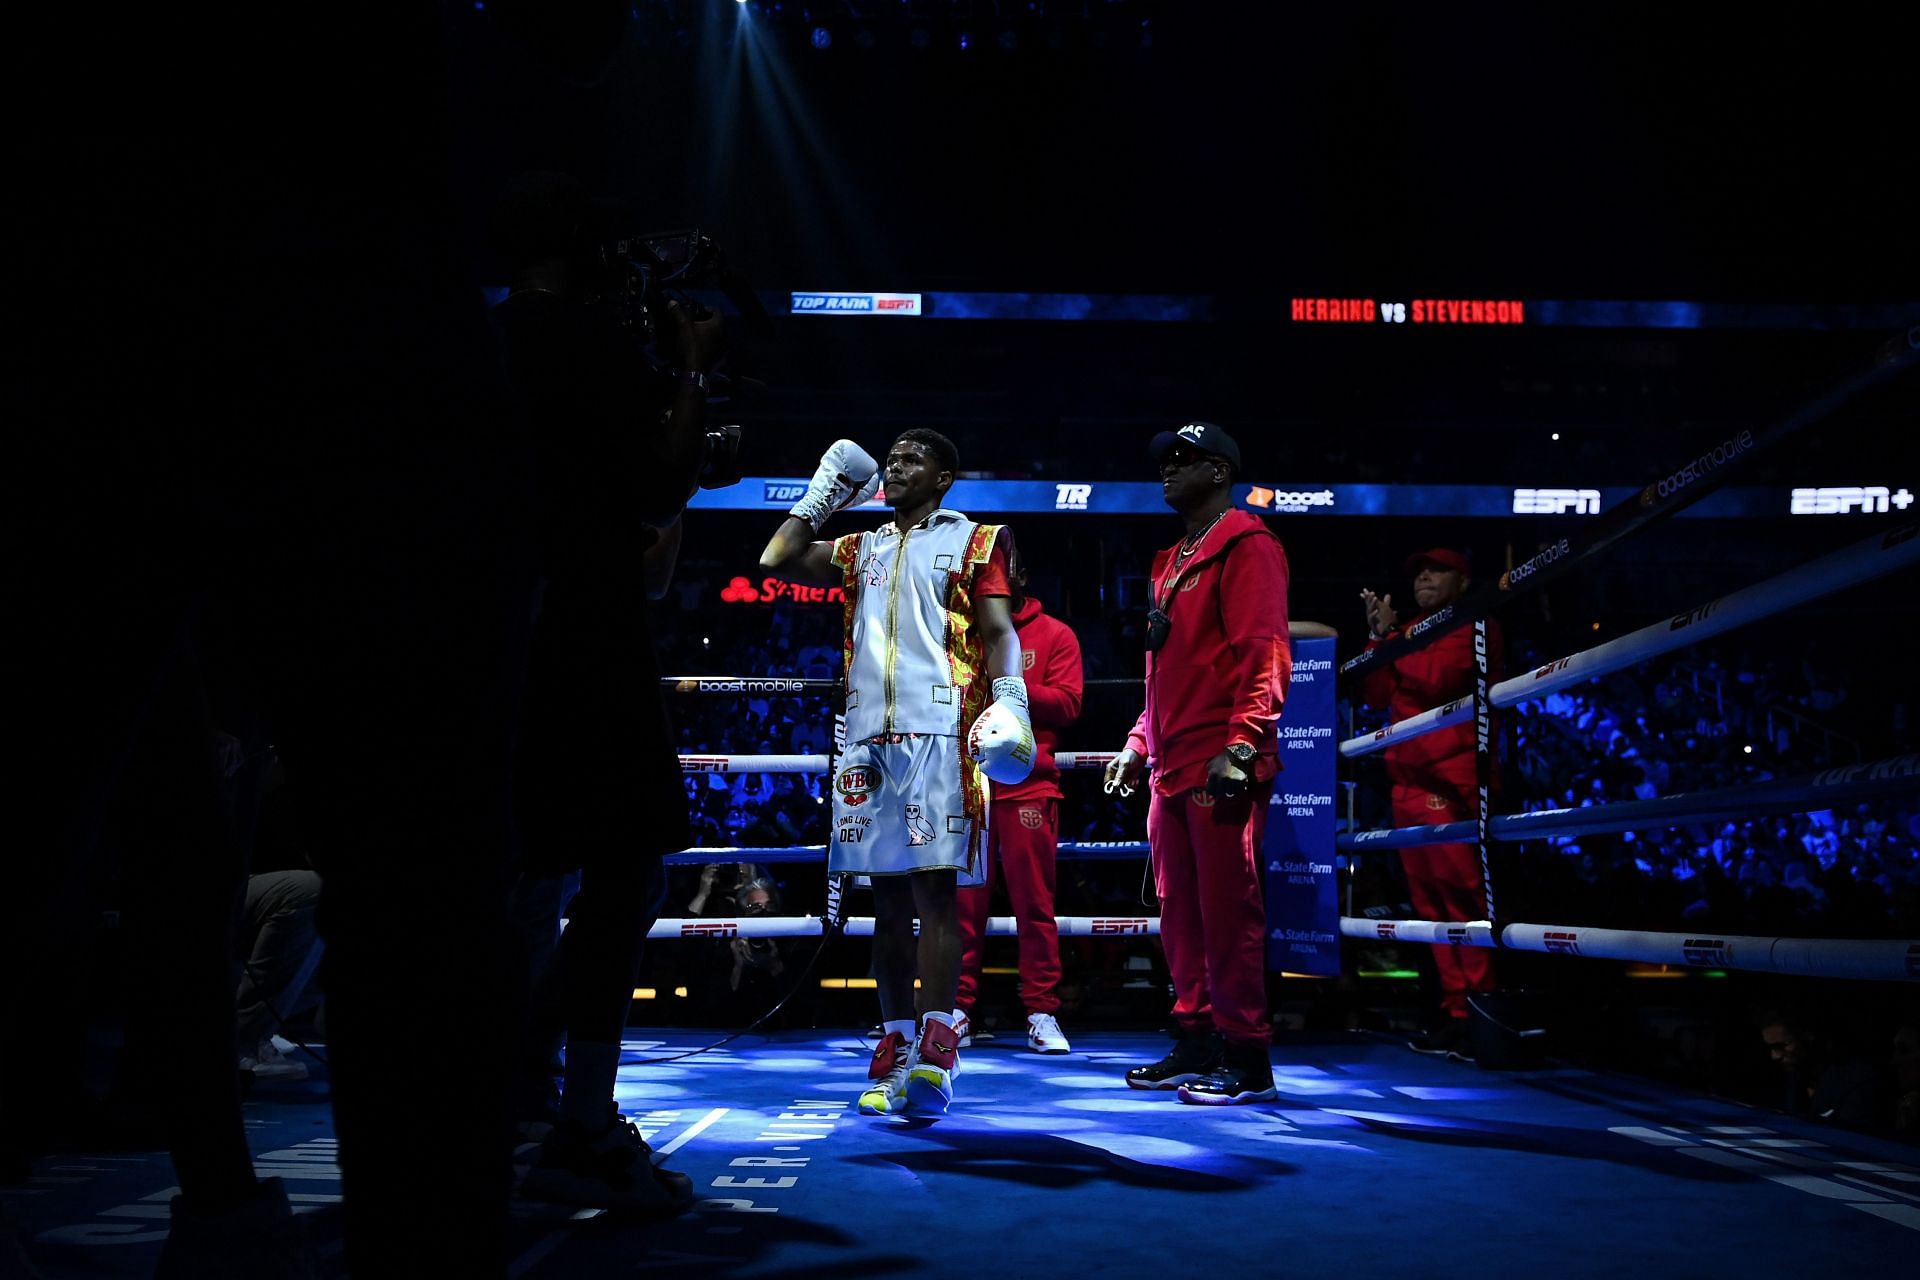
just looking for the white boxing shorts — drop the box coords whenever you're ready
[830,734,984,885]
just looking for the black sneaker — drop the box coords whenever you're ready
[1176,1040,1278,1106]
[519,1114,689,1216]
[1124,1031,1223,1090]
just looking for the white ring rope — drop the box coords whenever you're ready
[681,751,1124,774]
[1341,917,1918,983]
[647,915,1162,940]
[1341,525,1919,759]
[1339,753,1917,851]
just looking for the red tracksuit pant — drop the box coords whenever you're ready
[1392,781,1496,1019]
[956,796,1061,1015]
[1148,783,1271,1045]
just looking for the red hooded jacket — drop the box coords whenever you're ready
[997,596,1083,803]
[1126,509,1292,796]
[1358,609,1504,794]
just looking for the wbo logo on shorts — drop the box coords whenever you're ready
[837,765,878,807]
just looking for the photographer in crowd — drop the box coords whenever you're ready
[492,171,727,1213]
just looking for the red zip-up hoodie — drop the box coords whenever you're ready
[1126,509,1292,795]
[997,596,1083,803]
[1358,610,1504,793]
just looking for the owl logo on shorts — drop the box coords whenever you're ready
[905,805,937,846]
[1019,806,1044,830]
[1190,788,1215,809]
[1425,792,1449,811]
[837,765,878,808]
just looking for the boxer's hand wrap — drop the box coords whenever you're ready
[789,440,881,533]
[969,677,1035,786]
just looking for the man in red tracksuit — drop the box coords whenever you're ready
[954,544,1084,1054]
[1359,547,1503,1053]
[1106,422,1291,1106]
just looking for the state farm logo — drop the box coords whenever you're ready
[1247,486,1336,514]
[1789,486,1913,515]
[1513,488,1602,515]
[681,921,739,938]
[720,576,761,603]
[1090,918,1151,935]
[763,482,808,503]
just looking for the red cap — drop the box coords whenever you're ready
[1403,548,1470,577]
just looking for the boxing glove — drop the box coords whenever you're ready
[969,677,1035,786]
[789,439,882,533]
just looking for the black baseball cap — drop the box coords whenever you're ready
[1149,421,1241,471]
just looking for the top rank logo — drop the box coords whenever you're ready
[791,292,923,316]
[1054,483,1092,510]
[764,482,808,503]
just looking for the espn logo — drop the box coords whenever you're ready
[681,756,732,773]
[681,921,739,938]
[1513,488,1602,515]
[1055,483,1092,510]
[1683,938,1728,967]
[1090,918,1151,935]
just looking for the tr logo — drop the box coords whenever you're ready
[1054,483,1092,511]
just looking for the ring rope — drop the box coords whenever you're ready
[648,915,1161,940]
[1342,524,1919,759]
[661,841,1149,866]
[1339,333,1918,682]
[1339,753,1916,851]
[1340,917,1916,983]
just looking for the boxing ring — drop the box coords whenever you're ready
[649,333,1920,992]
[19,351,1920,1280]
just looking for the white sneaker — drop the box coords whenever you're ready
[240,1038,308,1082]
[1026,1012,1071,1055]
[952,1009,974,1049]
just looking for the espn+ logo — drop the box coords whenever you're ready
[1789,486,1913,515]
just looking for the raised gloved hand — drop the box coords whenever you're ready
[969,677,1035,785]
[789,439,882,533]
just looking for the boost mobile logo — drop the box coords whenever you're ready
[1247,486,1336,513]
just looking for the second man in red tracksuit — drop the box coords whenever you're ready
[955,545,1084,1054]
[1359,548,1502,1054]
